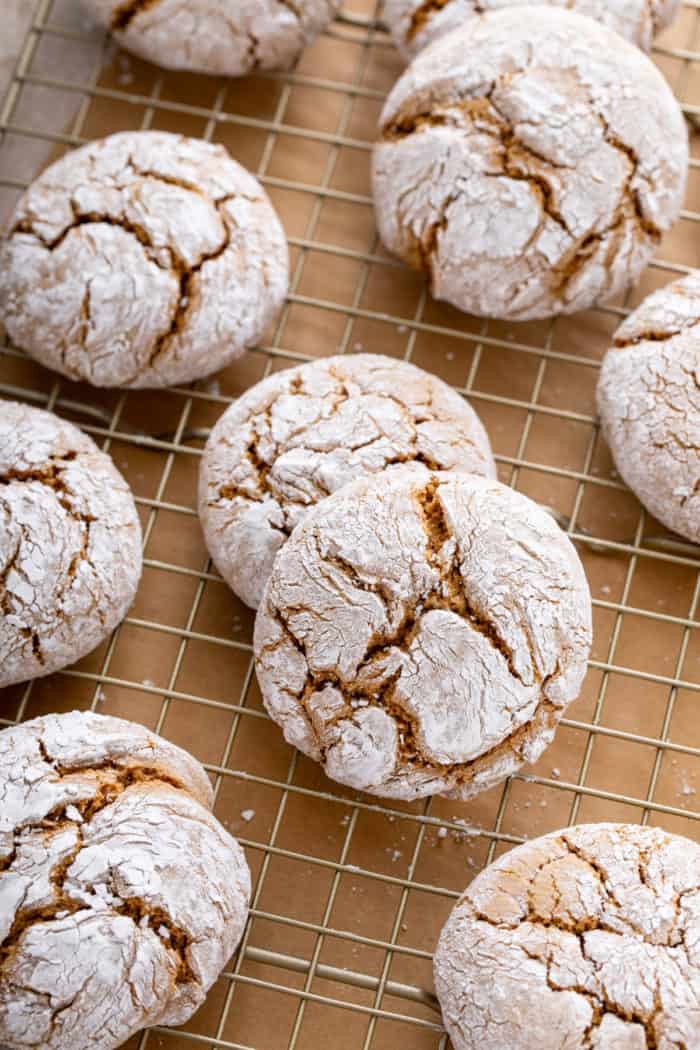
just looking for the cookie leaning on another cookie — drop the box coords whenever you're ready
[0,711,251,1050]
[254,467,591,801]
[199,353,496,609]
[373,7,688,322]
[80,0,341,76]
[435,823,700,1048]
[0,401,142,688]
[384,0,680,61]
[0,131,288,388]
[597,272,700,545]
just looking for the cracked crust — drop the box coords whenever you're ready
[434,822,700,1049]
[253,466,591,801]
[0,401,142,688]
[198,353,496,609]
[372,6,687,322]
[0,712,251,1050]
[80,0,342,75]
[384,0,681,61]
[0,131,289,389]
[597,272,700,545]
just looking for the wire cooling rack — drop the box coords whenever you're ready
[2,1,700,1047]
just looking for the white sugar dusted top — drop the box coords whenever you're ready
[0,131,288,388]
[373,6,687,321]
[0,401,142,687]
[81,0,341,76]
[254,466,591,801]
[598,271,700,544]
[199,353,496,608]
[0,712,251,1050]
[384,0,680,60]
[435,823,700,1048]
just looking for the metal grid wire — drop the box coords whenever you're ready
[2,1,700,1047]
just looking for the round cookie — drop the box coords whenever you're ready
[0,401,142,687]
[0,131,288,388]
[372,7,688,322]
[0,711,251,1050]
[253,467,591,801]
[434,823,700,1049]
[597,272,700,544]
[80,0,341,76]
[385,0,680,61]
[199,353,496,609]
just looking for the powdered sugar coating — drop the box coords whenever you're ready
[597,272,700,544]
[384,0,680,61]
[199,353,496,609]
[80,0,341,75]
[372,7,688,322]
[0,712,251,1050]
[0,401,142,688]
[434,822,700,1049]
[253,467,591,801]
[0,131,288,388]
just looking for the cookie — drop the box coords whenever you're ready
[199,353,496,609]
[0,401,142,687]
[372,7,687,321]
[0,711,251,1050]
[384,0,680,61]
[597,272,700,544]
[0,131,288,388]
[434,823,700,1049]
[253,467,591,800]
[80,0,341,75]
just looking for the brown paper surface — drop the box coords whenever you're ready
[2,1,700,1047]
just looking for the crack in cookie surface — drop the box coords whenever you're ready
[111,0,163,30]
[0,132,288,388]
[84,0,341,77]
[0,713,251,1050]
[387,0,680,60]
[373,8,686,320]
[0,403,142,688]
[597,272,700,544]
[200,354,495,609]
[0,761,190,976]
[255,468,591,799]
[435,825,700,1049]
[381,87,660,303]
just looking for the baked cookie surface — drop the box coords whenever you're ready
[597,272,700,544]
[81,0,341,75]
[0,131,288,388]
[373,7,687,321]
[199,353,496,609]
[384,0,680,60]
[435,822,700,1049]
[0,711,251,1050]
[254,467,591,800]
[0,401,142,688]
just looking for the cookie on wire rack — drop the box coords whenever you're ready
[0,711,251,1050]
[435,822,700,1048]
[254,466,592,801]
[199,353,496,609]
[0,131,288,389]
[372,7,688,322]
[0,400,142,688]
[384,0,681,61]
[597,271,700,545]
[80,0,342,76]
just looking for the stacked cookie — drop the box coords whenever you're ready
[196,352,592,801]
[0,711,251,1049]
